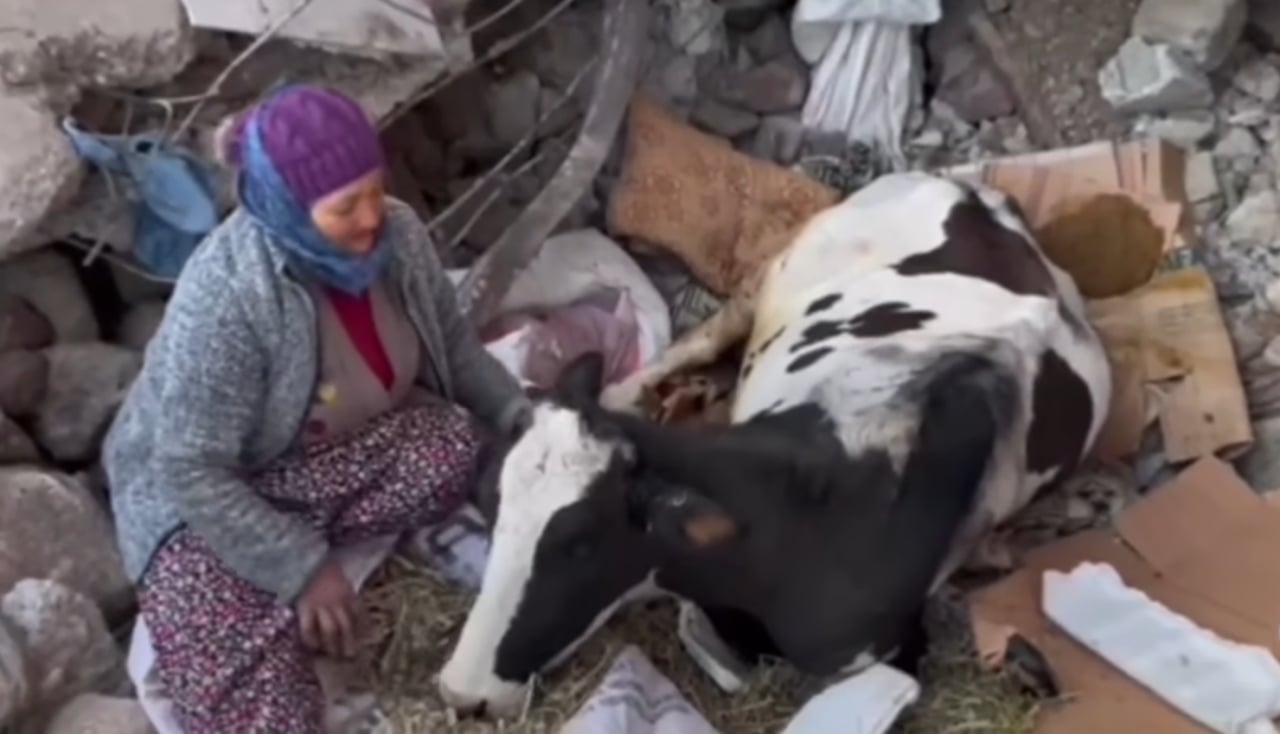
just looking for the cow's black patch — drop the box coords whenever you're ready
[1025,349,1092,477]
[847,302,935,338]
[805,293,843,315]
[790,302,935,353]
[894,192,1057,297]
[787,346,834,373]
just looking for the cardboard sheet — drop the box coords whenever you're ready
[970,458,1280,733]
[942,140,1251,462]
[1086,268,1253,462]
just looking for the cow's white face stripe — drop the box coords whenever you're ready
[439,404,617,712]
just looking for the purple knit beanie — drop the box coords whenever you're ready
[223,85,385,207]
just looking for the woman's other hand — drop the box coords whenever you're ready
[296,558,360,659]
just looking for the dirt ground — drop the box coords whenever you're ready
[989,0,1141,145]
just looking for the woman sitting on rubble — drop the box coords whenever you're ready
[104,84,530,734]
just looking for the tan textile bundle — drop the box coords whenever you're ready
[607,96,840,296]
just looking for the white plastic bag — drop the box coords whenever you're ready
[800,21,922,165]
[790,0,939,62]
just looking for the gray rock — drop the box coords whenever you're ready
[0,413,39,464]
[43,694,153,734]
[0,250,97,342]
[1139,110,1216,147]
[0,350,47,418]
[0,92,83,260]
[744,14,796,64]
[666,0,726,55]
[1098,37,1213,114]
[0,580,123,725]
[33,343,140,464]
[0,470,131,615]
[1227,190,1280,244]
[486,71,541,148]
[926,0,1015,123]
[704,58,808,114]
[655,54,700,107]
[750,115,807,164]
[1251,0,1280,51]
[1184,151,1221,203]
[0,295,54,352]
[0,616,27,726]
[115,300,166,352]
[0,0,194,88]
[1214,126,1262,163]
[1232,58,1280,102]
[690,99,760,138]
[1132,0,1246,71]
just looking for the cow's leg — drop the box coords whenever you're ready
[601,288,757,413]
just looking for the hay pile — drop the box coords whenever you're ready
[355,558,1042,734]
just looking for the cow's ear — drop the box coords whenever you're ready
[554,352,606,405]
[636,482,740,550]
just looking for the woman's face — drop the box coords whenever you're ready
[310,170,386,255]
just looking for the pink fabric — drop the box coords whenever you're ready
[482,289,642,390]
[138,403,480,734]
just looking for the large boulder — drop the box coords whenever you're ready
[0,295,54,352]
[0,469,132,617]
[0,0,194,89]
[115,301,167,353]
[0,580,124,730]
[1132,0,1246,71]
[0,413,39,464]
[0,92,83,260]
[32,343,140,464]
[0,250,98,342]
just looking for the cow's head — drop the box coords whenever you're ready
[437,354,738,716]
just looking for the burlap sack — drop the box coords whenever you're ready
[607,96,840,296]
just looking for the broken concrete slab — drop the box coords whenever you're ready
[1138,110,1216,148]
[486,70,542,147]
[0,92,83,261]
[1132,0,1246,71]
[33,343,141,464]
[1098,37,1213,114]
[1232,57,1280,102]
[0,0,194,89]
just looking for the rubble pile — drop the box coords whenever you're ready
[3,0,1280,731]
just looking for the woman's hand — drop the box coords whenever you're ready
[296,558,360,659]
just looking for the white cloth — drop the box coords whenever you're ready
[790,0,939,62]
[561,646,720,734]
[780,664,920,734]
[1043,562,1280,734]
[126,535,400,734]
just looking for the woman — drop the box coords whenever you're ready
[104,85,530,733]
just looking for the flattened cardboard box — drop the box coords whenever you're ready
[942,140,1252,462]
[971,458,1280,733]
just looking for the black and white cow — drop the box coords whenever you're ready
[437,172,1112,716]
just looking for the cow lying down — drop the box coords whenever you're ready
[437,172,1112,716]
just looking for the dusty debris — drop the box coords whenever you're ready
[0,250,98,342]
[42,694,154,734]
[33,343,141,464]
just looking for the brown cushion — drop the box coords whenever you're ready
[607,96,839,296]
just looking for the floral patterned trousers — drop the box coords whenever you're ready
[138,403,482,734]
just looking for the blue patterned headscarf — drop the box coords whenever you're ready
[236,87,391,295]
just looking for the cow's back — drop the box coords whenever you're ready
[733,172,1111,535]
